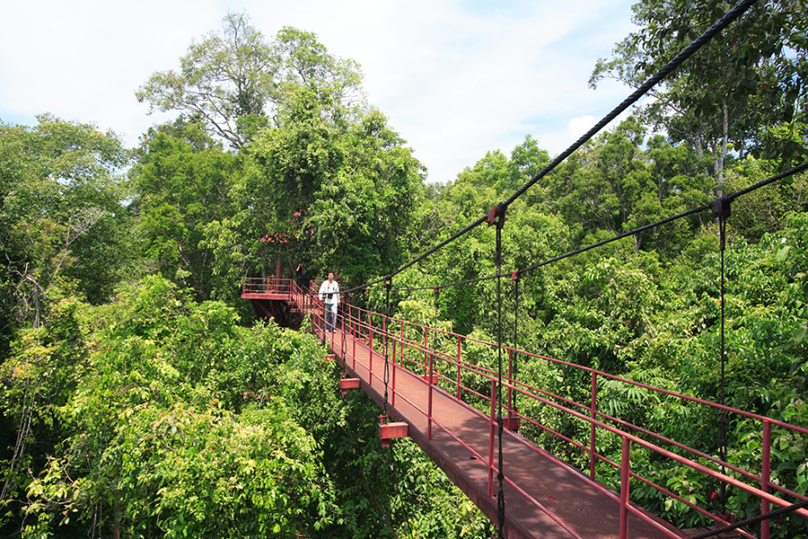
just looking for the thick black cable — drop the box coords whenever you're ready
[493,212,506,538]
[501,0,759,209]
[726,161,808,201]
[388,274,499,294]
[686,498,808,539]
[335,0,763,299]
[718,208,729,514]
[516,161,808,278]
[341,216,488,294]
[518,203,710,276]
[360,162,807,301]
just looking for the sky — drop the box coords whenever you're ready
[0,0,641,184]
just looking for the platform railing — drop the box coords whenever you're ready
[242,276,294,296]
[329,300,808,539]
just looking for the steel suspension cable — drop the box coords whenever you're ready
[491,208,506,537]
[687,498,808,539]
[714,198,730,514]
[514,160,808,280]
[339,0,761,298]
[342,216,488,295]
[500,0,759,209]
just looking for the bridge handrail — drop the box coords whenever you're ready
[274,281,808,534]
[343,301,808,436]
[329,297,808,533]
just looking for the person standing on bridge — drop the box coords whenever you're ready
[318,271,340,332]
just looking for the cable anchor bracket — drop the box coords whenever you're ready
[486,203,507,229]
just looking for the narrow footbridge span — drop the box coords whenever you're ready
[244,278,808,539]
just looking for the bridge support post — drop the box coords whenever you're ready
[457,335,462,400]
[590,372,598,480]
[427,350,434,440]
[762,420,771,539]
[619,437,631,539]
[352,306,357,371]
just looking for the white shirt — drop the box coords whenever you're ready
[318,279,340,305]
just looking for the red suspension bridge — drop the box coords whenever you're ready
[243,277,808,539]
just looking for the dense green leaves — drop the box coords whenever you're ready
[3,5,808,537]
[136,13,364,149]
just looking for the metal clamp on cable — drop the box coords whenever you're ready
[711,196,731,251]
[486,203,506,228]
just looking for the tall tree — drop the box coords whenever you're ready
[133,119,241,301]
[136,13,364,149]
[0,115,130,328]
[590,0,807,191]
[248,89,424,284]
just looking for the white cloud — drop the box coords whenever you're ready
[567,115,598,139]
[0,0,640,183]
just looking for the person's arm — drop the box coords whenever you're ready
[318,281,325,302]
[335,283,340,304]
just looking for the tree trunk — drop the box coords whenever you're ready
[714,105,729,198]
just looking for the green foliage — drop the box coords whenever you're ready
[591,0,808,177]
[249,91,425,284]
[134,120,242,302]
[1,276,492,538]
[136,13,364,149]
[0,115,131,323]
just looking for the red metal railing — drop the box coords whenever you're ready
[241,276,294,296]
[255,280,808,539]
[333,301,808,539]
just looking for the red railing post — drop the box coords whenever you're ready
[399,322,405,371]
[590,372,598,480]
[619,437,631,539]
[456,335,462,400]
[488,379,497,498]
[762,420,771,539]
[369,312,374,377]
[392,320,398,408]
[428,350,434,441]
[352,306,356,371]
[423,327,429,378]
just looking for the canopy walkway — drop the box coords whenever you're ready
[243,278,808,539]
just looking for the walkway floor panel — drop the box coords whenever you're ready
[318,327,683,539]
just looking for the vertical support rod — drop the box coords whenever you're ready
[457,335,462,400]
[393,321,399,408]
[513,275,519,416]
[590,372,598,480]
[423,327,429,378]
[369,311,373,378]
[762,420,771,539]
[341,306,346,366]
[488,379,497,498]
[427,348,434,440]
[507,349,513,427]
[620,436,631,539]
[352,306,357,371]
[619,437,631,539]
